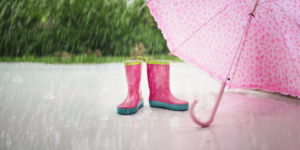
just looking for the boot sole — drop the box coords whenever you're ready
[117,101,144,115]
[149,101,189,111]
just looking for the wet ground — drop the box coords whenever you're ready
[0,62,300,150]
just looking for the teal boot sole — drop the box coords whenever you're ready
[117,101,144,115]
[149,100,189,111]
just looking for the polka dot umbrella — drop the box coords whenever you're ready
[146,0,300,127]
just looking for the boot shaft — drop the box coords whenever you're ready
[124,61,143,100]
[117,60,144,114]
[146,61,171,100]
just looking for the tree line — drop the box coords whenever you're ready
[0,0,168,57]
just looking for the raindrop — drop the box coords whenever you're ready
[11,116,16,120]
[175,112,182,115]
[44,92,55,100]
[120,124,125,127]
[77,126,83,130]
[101,87,109,91]
[59,117,64,120]
[26,131,29,135]
[144,110,152,114]
[100,115,109,121]
[133,124,139,128]
[6,140,12,146]
[65,124,69,127]
[152,117,158,120]
[11,75,23,83]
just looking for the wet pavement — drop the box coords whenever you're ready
[0,62,300,150]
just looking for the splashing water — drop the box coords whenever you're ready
[144,109,152,114]
[101,87,109,91]
[77,126,83,130]
[44,92,55,100]
[175,112,182,115]
[11,75,23,83]
[100,115,109,121]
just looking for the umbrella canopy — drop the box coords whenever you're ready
[147,0,300,127]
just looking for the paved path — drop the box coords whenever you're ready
[0,62,300,150]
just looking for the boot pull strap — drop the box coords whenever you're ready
[144,57,149,62]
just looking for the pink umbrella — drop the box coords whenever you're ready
[147,0,300,127]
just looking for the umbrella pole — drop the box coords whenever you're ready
[190,13,255,127]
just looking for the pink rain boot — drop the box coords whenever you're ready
[117,60,144,115]
[146,60,189,111]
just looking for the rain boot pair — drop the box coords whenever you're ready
[117,58,189,115]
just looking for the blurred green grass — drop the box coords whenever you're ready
[0,54,184,64]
